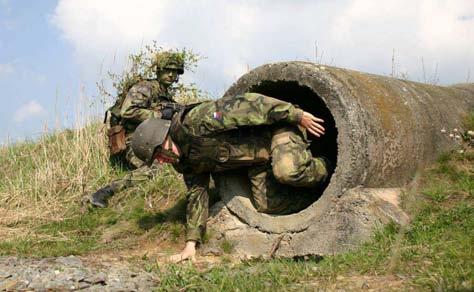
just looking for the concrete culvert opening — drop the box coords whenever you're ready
[206,61,474,258]
[248,80,338,209]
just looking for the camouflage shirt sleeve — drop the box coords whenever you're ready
[183,172,210,243]
[184,92,304,136]
[120,82,162,123]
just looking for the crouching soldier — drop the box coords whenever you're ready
[131,93,330,262]
[89,51,185,208]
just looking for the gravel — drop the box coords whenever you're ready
[0,256,158,291]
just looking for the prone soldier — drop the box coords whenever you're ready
[89,51,185,208]
[131,92,330,262]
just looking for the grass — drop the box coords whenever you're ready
[149,147,473,291]
[0,122,187,257]
[0,113,472,290]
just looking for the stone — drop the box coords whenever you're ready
[55,255,83,267]
[0,256,158,291]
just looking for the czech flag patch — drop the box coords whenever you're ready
[213,111,223,121]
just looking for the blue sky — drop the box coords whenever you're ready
[1,0,473,143]
[0,0,89,143]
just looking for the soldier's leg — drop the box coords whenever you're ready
[247,164,292,214]
[271,127,328,188]
[90,143,160,208]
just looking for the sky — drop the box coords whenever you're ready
[0,0,473,143]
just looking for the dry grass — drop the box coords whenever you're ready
[0,122,111,227]
[0,120,188,257]
[0,79,203,256]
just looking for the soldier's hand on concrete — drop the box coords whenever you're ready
[300,111,325,137]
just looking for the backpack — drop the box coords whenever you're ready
[104,80,138,156]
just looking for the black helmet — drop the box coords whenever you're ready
[132,118,171,164]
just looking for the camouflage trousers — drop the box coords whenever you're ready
[109,137,161,192]
[185,126,328,242]
[247,126,328,214]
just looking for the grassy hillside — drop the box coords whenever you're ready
[0,122,187,256]
[0,114,472,291]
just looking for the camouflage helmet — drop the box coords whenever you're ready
[132,118,172,164]
[152,51,184,75]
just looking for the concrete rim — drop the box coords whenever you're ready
[220,61,361,233]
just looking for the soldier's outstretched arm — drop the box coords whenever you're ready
[238,93,325,136]
[168,172,210,263]
[183,172,210,244]
[220,92,304,126]
[186,92,324,135]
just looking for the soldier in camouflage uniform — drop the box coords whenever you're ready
[89,51,185,208]
[132,92,330,262]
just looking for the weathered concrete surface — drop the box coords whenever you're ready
[206,62,474,257]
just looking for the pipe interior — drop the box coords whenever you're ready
[246,80,339,211]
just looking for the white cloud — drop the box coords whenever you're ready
[13,100,46,123]
[51,0,474,92]
[328,0,474,80]
[51,0,170,63]
[418,0,474,54]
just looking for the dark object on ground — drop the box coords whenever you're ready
[90,185,116,208]
[206,61,474,258]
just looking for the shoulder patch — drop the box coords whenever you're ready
[213,111,223,121]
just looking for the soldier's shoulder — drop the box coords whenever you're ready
[128,79,158,97]
[139,79,161,86]
[244,92,271,99]
[131,79,158,89]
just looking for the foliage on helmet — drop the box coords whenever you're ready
[98,41,202,109]
[152,51,185,74]
[98,41,209,117]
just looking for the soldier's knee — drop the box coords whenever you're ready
[272,159,299,185]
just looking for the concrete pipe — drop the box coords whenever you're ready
[206,61,474,258]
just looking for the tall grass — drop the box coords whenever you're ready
[0,122,111,225]
[0,118,187,256]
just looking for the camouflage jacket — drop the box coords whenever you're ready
[169,93,304,242]
[120,79,173,133]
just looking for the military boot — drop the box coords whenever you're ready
[90,185,116,208]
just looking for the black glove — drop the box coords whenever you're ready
[161,107,175,120]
